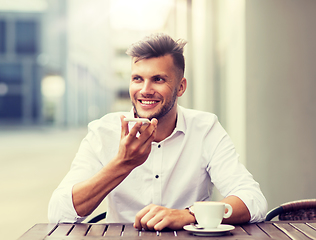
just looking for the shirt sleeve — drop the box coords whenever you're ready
[48,183,86,223]
[206,121,268,223]
[48,121,105,223]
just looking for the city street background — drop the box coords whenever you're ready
[0,126,107,240]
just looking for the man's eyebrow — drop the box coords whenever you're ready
[152,74,169,78]
[131,74,141,77]
[131,73,169,79]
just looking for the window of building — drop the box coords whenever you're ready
[0,95,22,118]
[0,20,5,53]
[0,63,23,83]
[15,20,37,54]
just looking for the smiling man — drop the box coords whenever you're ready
[48,33,267,231]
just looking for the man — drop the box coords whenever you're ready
[48,33,267,231]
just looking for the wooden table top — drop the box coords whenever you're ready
[17,221,316,239]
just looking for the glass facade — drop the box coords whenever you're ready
[0,95,22,118]
[0,63,23,83]
[15,20,38,54]
[0,20,5,53]
[0,15,40,123]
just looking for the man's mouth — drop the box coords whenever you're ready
[139,100,159,105]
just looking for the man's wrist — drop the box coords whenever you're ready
[185,205,197,223]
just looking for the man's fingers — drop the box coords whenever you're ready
[135,205,193,231]
[120,115,129,137]
[139,209,163,231]
[137,119,157,142]
[139,118,158,133]
[121,115,144,141]
[140,130,156,155]
[127,121,143,139]
[134,206,151,230]
[123,117,157,144]
[145,214,165,231]
[151,218,169,231]
[134,204,168,231]
[134,204,160,230]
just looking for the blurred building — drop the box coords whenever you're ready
[0,0,184,126]
[0,10,42,124]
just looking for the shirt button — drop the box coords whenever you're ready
[155,175,159,179]
[158,144,161,148]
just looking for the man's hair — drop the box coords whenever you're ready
[126,33,187,77]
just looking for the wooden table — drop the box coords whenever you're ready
[17,221,316,239]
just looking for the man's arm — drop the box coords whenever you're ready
[73,116,157,217]
[133,195,250,231]
[221,195,251,224]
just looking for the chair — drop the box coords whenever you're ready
[87,211,107,223]
[265,199,316,221]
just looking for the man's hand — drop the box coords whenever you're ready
[117,115,158,169]
[72,116,157,217]
[134,204,196,231]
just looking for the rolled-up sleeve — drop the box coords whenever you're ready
[48,183,85,223]
[235,188,268,223]
[206,122,268,223]
[48,120,108,223]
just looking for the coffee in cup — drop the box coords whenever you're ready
[193,201,233,229]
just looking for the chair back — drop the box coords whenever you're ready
[279,199,316,220]
[88,212,107,223]
[266,199,316,221]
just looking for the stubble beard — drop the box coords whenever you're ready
[132,90,178,121]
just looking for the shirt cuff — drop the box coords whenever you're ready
[48,184,87,223]
[229,192,268,223]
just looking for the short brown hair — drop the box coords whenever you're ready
[126,33,187,77]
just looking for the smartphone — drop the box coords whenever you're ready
[124,118,150,124]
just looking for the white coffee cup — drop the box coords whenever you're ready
[193,201,233,229]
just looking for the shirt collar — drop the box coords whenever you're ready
[175,105,186,134]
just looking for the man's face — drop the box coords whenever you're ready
[129,54,186,121]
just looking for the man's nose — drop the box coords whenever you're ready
[140,80,154,96]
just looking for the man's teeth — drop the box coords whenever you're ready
[141,100,156,104]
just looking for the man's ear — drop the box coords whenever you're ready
[177,77,187,97]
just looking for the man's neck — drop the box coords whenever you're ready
[154,109,177,143]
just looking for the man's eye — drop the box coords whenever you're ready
[132,76,142,81]
[155,77,164,82]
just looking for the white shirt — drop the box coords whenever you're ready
[48,106,267,223]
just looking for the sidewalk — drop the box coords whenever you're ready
[0,126,107,240]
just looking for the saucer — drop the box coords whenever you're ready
[183,224,235,236]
